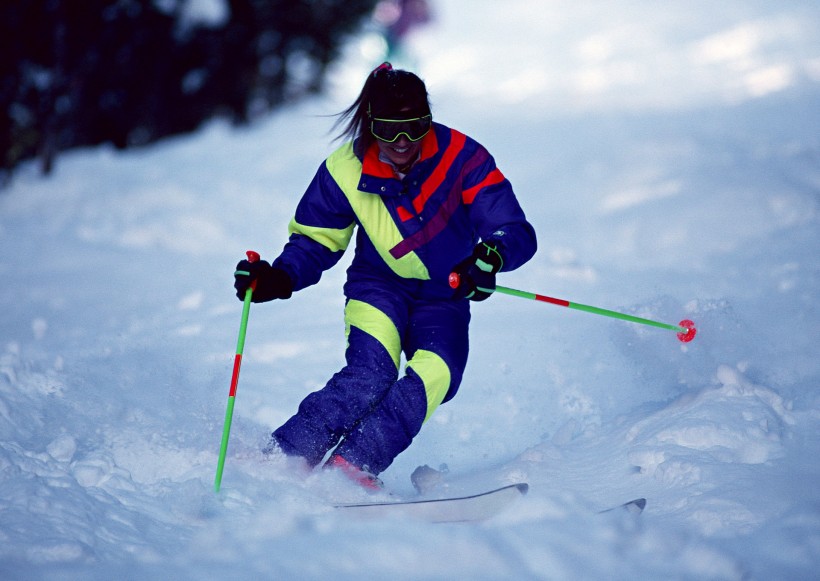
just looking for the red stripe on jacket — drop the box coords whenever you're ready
[462,168,506,204]
[412,130,467,214]
[396,206,415,222]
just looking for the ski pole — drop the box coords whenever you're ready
[215,250,260,493]
[448,273,697,343]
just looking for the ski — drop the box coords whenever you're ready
[598,497,647,515]
[334,482,529,523]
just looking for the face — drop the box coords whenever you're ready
[371,104,428,171]
[376,134,422,171]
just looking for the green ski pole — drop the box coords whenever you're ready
[448,273,697,343]
[215,250,260,493]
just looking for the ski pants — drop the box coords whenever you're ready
[272,287,470,474]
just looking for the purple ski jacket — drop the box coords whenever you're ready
[273,122,537,300]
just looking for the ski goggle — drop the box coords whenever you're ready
[370,115,432,143]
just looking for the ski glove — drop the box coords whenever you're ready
[450,241,504,301]
[234,258,293,303]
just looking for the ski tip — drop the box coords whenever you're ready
[597,497,647,515]
[624,498,646,514]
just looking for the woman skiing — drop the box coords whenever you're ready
[233,63,537,488]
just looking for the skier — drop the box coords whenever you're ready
[233,63,537,488]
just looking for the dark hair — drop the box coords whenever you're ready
[333,63,431,155]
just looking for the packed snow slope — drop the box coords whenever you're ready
[2,1,819,579]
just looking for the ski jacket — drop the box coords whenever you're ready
[273,122,537,300]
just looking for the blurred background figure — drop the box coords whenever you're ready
[373,0,432,61]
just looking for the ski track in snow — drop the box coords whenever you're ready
[2,1,820,579]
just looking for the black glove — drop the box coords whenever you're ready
[234,258,293,303]
[450,241,504,301]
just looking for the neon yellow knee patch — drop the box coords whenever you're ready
[406,349,451,423]
[344,299,401,369]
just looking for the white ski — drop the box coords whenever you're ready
[334,482,529,523]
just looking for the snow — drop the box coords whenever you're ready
[2,1,819,579]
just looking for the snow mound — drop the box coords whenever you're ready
[628,365,794,480]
